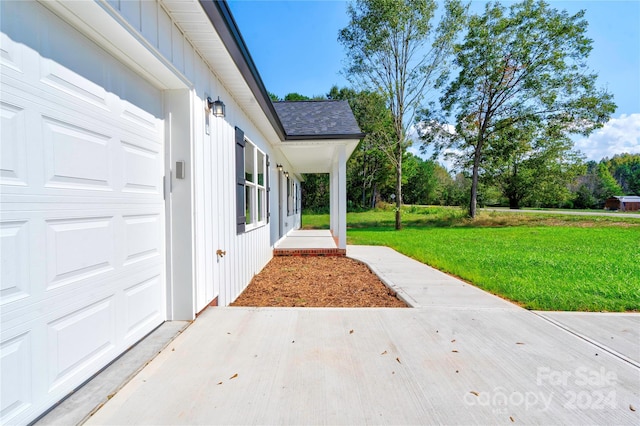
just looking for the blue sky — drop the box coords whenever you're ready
[228,0,640,162]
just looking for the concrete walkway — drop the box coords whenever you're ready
[87,246,639,425]
[275,230,337,249]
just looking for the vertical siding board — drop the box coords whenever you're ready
[171,24,184,73]
[134,4,278,307]
[157,6,172,62]
[120,0,141,32]
[140,0,158,48]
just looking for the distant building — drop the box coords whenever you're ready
[604,196,640,212]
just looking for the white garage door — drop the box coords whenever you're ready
[1,3,166,424]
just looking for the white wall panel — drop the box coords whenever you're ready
[157,6,172,62]
[119,0,141,31]
[171,24,184,73]
[140,0,159,47]
[0,221,30,305]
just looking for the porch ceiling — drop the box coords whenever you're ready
[279,140,360,174]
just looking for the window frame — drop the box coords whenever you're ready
[243,138,267,231]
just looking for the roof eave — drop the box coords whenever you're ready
[285,133,365,141]
[198,0,287,141]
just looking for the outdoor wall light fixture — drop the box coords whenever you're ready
[284,171,289,178]
[276,164,283,171]
[207,96,226,118]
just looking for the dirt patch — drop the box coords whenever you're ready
[231,256,408,308]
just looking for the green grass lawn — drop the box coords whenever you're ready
[302,207,640,312]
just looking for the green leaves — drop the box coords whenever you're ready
[424,0,616,217]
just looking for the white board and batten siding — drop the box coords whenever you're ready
[109,0,297,309]
[2,0,302,423]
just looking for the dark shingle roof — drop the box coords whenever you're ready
[273,100,364,140]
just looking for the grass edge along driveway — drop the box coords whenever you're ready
[303,208,640,312]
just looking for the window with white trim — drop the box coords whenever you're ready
[235,126,269,234]
[287,176,293,216]
[244,140,266,229]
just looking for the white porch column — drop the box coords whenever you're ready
[330,170,336,235]
[330,145,347,249]
[337,145,347,249]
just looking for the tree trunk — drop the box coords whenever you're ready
[395,143,403,230]
[509,197,520,209]
[469,140,483,218]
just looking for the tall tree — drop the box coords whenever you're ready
[605,153,640,195]
[422,0,616,217]
[484,123,584,209]
[328,86,395,208]
[283,92,311,101]
[339,0,467,229]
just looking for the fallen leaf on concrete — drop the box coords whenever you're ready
[451,339,456,343]
[349,329,354,334]
[396,357,401,364]
[381,350,388,355]
[470,391,479,396]
[217,382,223,385]
[516,342,525,345]
[452,350,459,353]
[510,416,515,422]
[229,373,238,380]
[630,404,636,412]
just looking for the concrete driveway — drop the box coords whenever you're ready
[86,246,639,425]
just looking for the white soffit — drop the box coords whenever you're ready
[161,0,281,144]
[279,140,360,173]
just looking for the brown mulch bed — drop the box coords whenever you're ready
[231,256,408,308]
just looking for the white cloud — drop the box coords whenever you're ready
[574,114,640,161]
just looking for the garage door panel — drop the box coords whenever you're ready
[122,141,162,194]
[0,101,28,186]
[121,101,162,134]
[123,274,163,341]
[45,216,115,290]
[0,32,24,73]
[0,331,32,421]
[47,296,116,392]
[124,213,162,265]
[0,220,30,306]
[1,2,168,423]
[42,117,114,191]
[40,59,110,112]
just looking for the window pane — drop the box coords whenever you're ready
[245,143,255,183]
[245,186,252,224]
[257,151,265,186]
[258,188,264,222]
